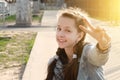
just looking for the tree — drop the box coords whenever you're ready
[33,0,40,14]
[16,0,32,26]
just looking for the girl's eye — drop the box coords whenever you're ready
[57,27,61,31]
[65,29,71,32]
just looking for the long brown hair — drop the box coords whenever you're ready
[46,7,87,80]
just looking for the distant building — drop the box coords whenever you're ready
[0,0,8,7]
[0,1,9,17]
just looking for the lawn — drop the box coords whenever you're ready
[0,31,37,69]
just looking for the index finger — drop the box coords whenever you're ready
[79,25,93,35]
[83,18,95,30]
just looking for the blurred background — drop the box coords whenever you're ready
[0,0,120,26]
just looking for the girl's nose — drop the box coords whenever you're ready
[57,31,65,38]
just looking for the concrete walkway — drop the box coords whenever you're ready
[22,10,120,80]
[22,10,58,80]
[22,31,57,80]
[41,10,58,27]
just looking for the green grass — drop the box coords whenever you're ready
[32,12,43,22]
[32,15,40,21]
[0,37,11,64]
[0,37,11,51]
[5,15,16,22]
[0,11,44,24]
[0,54,8,63]
[0,32,37,68]
[23,35,36,64]
[26,38,36,54]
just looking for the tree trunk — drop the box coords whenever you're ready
[16,0,32,26]
[33,0,40,14]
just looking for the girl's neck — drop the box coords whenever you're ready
[65,47,73,62]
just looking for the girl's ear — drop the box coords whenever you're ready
[77,32,84,42]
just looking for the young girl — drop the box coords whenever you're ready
[45,7,111,80]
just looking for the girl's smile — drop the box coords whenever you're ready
[56,16,80,49]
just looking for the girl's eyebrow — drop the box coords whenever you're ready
[64,26,72,30]
[57,25,71,29]
[57,25,61,28]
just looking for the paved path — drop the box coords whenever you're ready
[22,10,120,80]
[22,10,58,80]
[41,10,58,27]
[22,31,57,80]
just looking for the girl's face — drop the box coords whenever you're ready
[56,16,81,49]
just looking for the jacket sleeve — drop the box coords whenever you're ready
[84,44,110,66]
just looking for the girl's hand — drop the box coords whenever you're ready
[79,18,111,50]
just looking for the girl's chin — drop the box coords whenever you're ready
[59,46,64,49]
[58,45,65,49]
